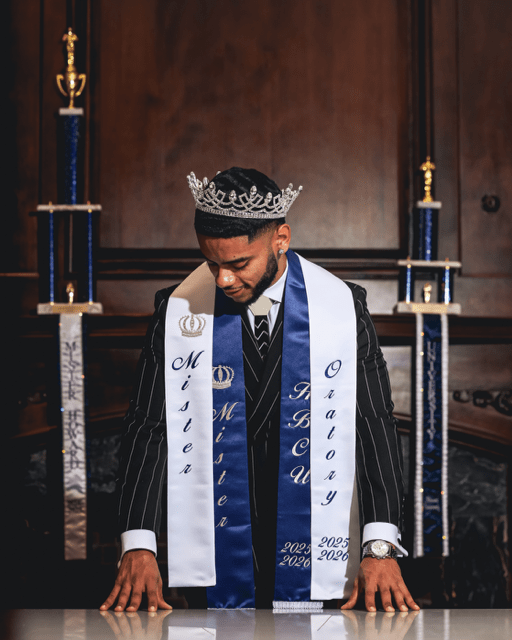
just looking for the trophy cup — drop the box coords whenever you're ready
[56,27,87,109]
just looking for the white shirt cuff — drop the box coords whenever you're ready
[120,529,158,559]
[362,523,408,557]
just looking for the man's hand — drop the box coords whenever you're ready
[340,558,419,612]
[100,549,172,612]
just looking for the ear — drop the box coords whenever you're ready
[274,223,291,254]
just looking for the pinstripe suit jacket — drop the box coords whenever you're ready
[117,279,404,554]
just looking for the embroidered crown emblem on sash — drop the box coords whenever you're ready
[212,365,234,389]
[179,314,206,337]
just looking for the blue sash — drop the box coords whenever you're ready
[274,251,312,601]
[208,251,312,606]
[207,289,255,608]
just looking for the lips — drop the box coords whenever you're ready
[223,286,245,298]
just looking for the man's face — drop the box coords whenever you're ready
[197,229,286,305]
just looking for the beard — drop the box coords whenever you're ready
[245,249,279,306]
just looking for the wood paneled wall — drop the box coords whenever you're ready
[90,0,411,252]
[3,0,412,263]
[432,0,512,309]
[6,0,512,314]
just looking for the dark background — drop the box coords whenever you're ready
[1,0,511,608]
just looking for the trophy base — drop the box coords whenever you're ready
[37,302,103,315]
[397,259,462,269]
[395,301,461,315]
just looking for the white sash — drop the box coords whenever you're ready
[164,255,358,598]
[298,256,358,599]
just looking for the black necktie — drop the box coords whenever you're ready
[248,295,274,361]
[254,314,270,359]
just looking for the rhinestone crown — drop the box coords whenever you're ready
[187,172,303,219]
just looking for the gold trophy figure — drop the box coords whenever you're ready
[56,28,86,108]
[420,156,436,203]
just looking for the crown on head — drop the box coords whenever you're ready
[187,172,303,219]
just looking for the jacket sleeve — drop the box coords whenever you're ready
[117,287,174,536]
[346,282,405,534]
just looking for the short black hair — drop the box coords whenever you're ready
[194,167,286,242]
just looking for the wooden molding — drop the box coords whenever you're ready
[96,248,405,280]
[16,313,512,347]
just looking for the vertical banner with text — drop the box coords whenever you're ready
[59,313,87,560]
[414,313,449,557]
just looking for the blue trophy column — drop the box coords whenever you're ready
[58,107,84,205]
[413,201,441,261]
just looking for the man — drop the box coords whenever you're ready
[101,167,418,613]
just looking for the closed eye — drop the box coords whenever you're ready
[231,261,249,270]
[207,260,249,271]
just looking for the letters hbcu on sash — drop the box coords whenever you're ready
[288,382,312,486]
[277,380,311,569]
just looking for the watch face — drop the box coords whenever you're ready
[370,540,390,558]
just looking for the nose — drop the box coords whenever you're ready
[216,267,236,288]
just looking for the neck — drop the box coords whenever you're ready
[270,253,288,287]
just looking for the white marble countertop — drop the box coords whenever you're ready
[2,608,511,640]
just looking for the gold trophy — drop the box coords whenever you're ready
[56,28,86,108]
[419,156,436,203]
